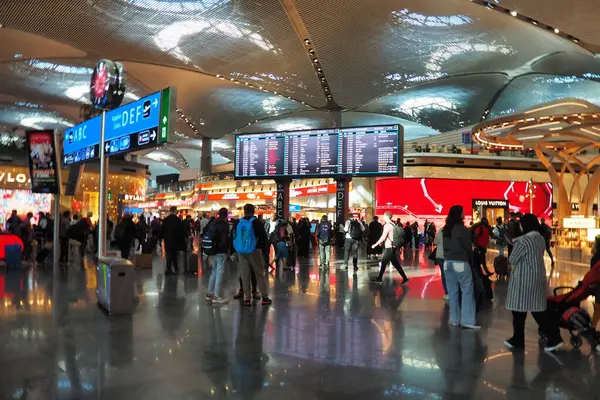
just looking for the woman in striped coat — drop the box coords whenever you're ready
[505,214,563,352]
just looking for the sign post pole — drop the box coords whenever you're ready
[335,178,350,226]
[275,180,290,221]
[98,110,108,257]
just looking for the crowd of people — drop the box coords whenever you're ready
[3,202,599,355]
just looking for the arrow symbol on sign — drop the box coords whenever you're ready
[105,143,110,152]
[64,156,67,164]
[153,98,158,107]
[162,116,167,124]
[150,130,156,140]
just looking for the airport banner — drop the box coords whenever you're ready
[25,130,60,194]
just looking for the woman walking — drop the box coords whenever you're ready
[442,205,480,329]
[504,213,563,352]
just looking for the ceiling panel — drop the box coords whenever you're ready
[124,62,312,137]
[0,0,326,105]
[293,0,589,108]
[498,0,600,47]
[489,74,600,118]
[356,73,508,132]
[237,110,440,141]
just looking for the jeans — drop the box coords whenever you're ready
[436,258,448,294]
[239,249,268,298]
[319,243,331,267]
[343,238,360,267]
[377,247,408,280]
[444,260,476,326]
[208,254,227,298]
[497,245,505,257]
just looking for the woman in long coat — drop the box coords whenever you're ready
[505,213,563,352]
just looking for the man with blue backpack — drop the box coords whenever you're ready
[233,204,272,306]
[316,215,333,269]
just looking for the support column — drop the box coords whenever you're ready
[329,109,342,128]
[335,178,350,225]
[275,180,290,221]
[200,137,212,176]
[98,110,108,257]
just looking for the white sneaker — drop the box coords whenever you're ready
[462,324,482,330]
[212,297,228,304]
[544,342,564,353]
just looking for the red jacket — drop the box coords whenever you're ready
[474,225,490,248]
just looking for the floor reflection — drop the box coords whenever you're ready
[0,244,597,399]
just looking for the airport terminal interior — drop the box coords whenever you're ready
[2,0,600,398]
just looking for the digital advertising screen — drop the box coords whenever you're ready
[235,132,285,178]
[376,177,553,226]
[340,125,400,175]
[234,124,402,179]
[25,130,60,194]
[285,128,339,176]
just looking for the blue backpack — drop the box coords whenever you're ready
[233,217,257,254]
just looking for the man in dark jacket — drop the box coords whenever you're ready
[205,208,231,304]
[59,211,71,264]
[161,206,185,275]
[367,216,383,259]
[117,213,136,260]
[234,204,271,305]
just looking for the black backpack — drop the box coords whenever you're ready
[202,222,218,256]
[317,222,332,245]
[349,221,362,241]
[390,223,405,248]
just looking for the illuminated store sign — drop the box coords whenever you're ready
[563,217,595,229]
[0,172,29,184]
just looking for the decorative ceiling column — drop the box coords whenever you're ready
[472,99,600,227]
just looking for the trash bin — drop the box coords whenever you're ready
[96,256,135,315]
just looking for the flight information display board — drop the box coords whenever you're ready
[235,133,285,178]
[285,129,339,175]
[340,125,399,175]
[234,124,401,179]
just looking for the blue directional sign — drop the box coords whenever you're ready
[63,115,101,166]
[62,87,175,166]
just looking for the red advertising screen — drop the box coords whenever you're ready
[376,178,552,225]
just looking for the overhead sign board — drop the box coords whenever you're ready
[63,87,175,166]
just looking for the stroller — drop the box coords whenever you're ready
[541,262,600,349]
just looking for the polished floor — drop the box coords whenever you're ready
[0,243,599,399]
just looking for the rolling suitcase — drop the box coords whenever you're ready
[185,251,199,275]
[494,255,509,278]
[4,244,22,269]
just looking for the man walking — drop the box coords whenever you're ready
[161,206,186,275]
[370,212,410,285]
[342,214,364,272]
[316,215,333,269]
[233,204,272,306]
[205,208,231,304]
